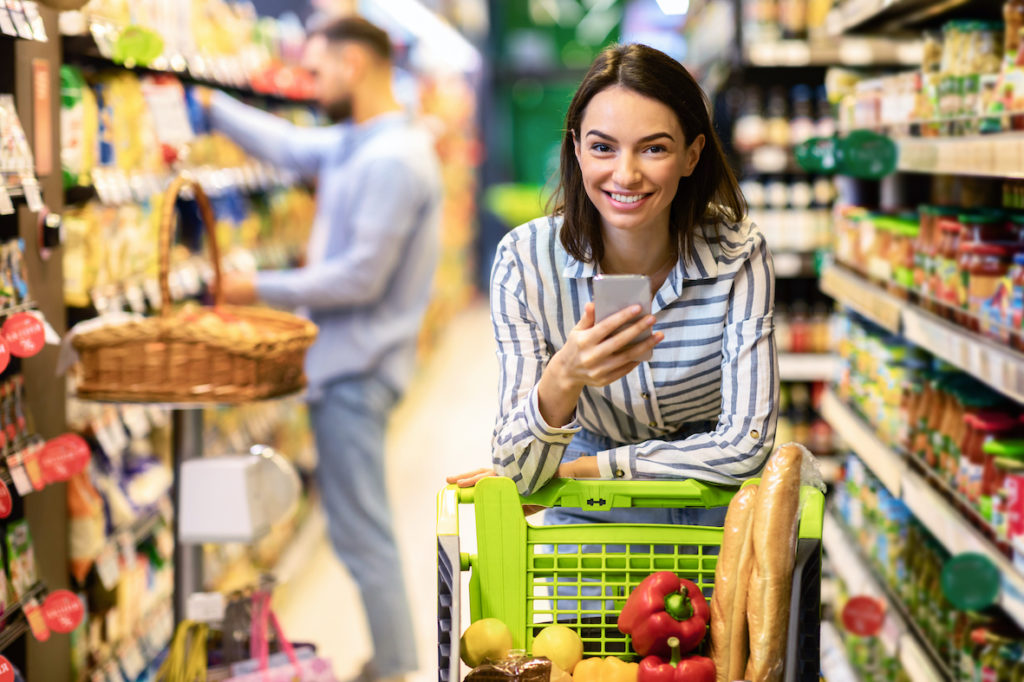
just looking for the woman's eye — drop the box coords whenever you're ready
[646,145,667,154]
[591,143,612,153]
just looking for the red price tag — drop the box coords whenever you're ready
[40,434,90,484]
[2,313,44,358]
[0,339,10,374]
[0,479,13,519]
[42,590,84,633]
[0,655,14,682]
[842,595,886,637]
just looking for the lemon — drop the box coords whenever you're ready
[460,618,514,668]
[532,625,584,673]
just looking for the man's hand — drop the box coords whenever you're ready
[221,271,258,305]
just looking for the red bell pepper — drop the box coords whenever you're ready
[637,637,715,682]
[617,571,709,656]
[634,630,716,679]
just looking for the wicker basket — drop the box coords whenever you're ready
[71,175,318,403]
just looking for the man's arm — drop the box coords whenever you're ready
[207,90,344,179]
[255,157,432,310]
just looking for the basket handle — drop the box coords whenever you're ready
[158,174,224,313]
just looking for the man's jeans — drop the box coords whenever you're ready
[309,374,417,677]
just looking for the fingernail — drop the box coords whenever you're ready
[646,315,656,325]
[631,304,642,313]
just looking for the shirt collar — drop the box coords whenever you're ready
[561,225,719,281]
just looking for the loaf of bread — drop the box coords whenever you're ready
[710,484,758,682]
[744,444,803,682]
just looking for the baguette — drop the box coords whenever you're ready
[708,483,757,679]
[709,484,758,682]
[744,444,804,682]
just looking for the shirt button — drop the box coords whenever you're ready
[614,469,625,478]
[649,421,657,428]
[750,429,760,439]
[641,392,650,400]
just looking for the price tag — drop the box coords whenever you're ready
[19,175,42,213]
[841,595,886,636]
[40,434,90,484]
[2,312,45,358]
[0,186,14,216]
[0,479,13,518]
[0,339,11,375]
[24,597,51,642]
[95,542,120,591]
[0,655,15,682]
[23,442,44,491]
[942,553,1000,611]
[119,638,147,678]
[6,452,32,496]
[42,590,84,633]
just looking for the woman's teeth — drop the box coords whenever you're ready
[610,193,645,203]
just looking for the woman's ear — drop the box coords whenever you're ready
[682,134,706,176]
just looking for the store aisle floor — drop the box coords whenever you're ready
[274,300,497,682]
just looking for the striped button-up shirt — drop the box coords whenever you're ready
[490,214,778,495]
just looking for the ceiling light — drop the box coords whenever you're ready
[656,0,689,14]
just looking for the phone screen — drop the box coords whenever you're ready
[594,274,652,344]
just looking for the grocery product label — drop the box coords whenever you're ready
[941,553,1000,611]
[2,313,44,358]
[23,597,49,642]
[841,595,885,636]
[42,590,83,633]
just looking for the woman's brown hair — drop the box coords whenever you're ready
[552,43,746,265]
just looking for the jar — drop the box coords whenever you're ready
[1006,212,1024,242]
[962,210,1014,242]
[935,216,963,319]
[956,241,976,329]
[866,215,895,284]
[967,243,1013,331]
[1011,251,1024,351]
[986,439,1024,542]
[889,218,919,298]
[970,413,1021,508]
[972,21,1006,75]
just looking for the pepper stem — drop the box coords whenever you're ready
[663,591,693,621]
[667,637,681,667]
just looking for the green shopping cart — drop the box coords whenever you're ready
[436,476,824,682]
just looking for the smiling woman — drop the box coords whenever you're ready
[448,43,777,528]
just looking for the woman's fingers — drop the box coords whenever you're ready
[572,302,597,330]
[604,314,657,351]
[445,467,495,487]
[590,304,645,339]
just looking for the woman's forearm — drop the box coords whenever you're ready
[537,353,583,428]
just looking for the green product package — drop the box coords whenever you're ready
[7,519,37,600]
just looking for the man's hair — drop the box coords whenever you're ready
[311,16,393,61]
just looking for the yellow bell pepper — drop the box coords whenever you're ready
[573,657,639,682]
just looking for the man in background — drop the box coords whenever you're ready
[200,16,441,682]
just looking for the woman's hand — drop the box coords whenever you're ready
[538,302,663,426]
[557,456,601,479]
[445,467,495,488]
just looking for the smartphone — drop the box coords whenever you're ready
[593,274,653,351]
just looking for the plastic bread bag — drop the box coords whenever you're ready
[744,442,812,682]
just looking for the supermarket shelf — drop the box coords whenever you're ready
[61,33,315,106]
[821,389,1024,633]
[826,0,973,35]
[743,37,922,67]
[821,388,905,496]
[779,353,838,382]
[823,510,946,680]
[819,621,859,682]
[822,263,1024,404]
[771,250,820,279]
[820,265,902,333]
[898,134,1024,180]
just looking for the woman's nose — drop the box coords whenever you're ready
[612,153,641,187]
